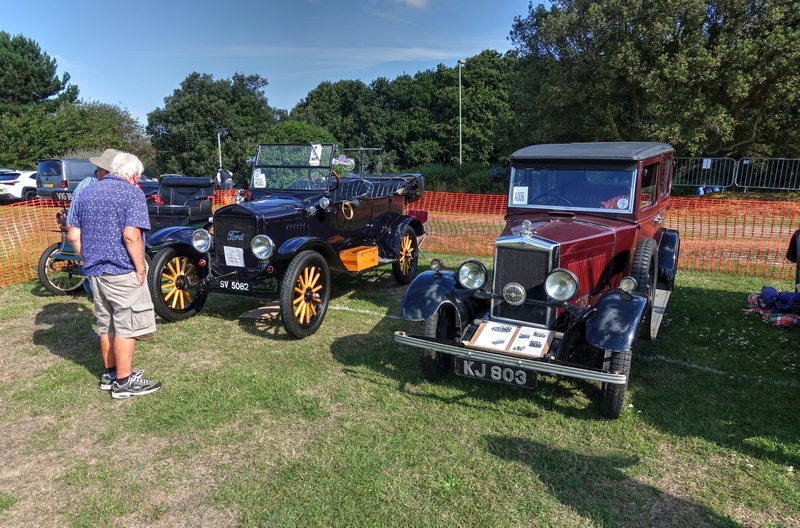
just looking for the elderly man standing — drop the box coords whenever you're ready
[66,148,119,301]
[67,151,162,399]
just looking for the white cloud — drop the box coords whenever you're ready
[206,44,452,65]
[391,0,429,7]
[361,5,417,25]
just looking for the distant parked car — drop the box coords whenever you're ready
[0,171,38,203]
[36,158,95,201]
[138,176,160,198]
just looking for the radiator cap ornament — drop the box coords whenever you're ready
[521,219,533,238]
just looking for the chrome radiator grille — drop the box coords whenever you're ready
[491,245,553,327]
[214,215,259,267]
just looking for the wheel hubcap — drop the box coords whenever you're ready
[293,265,323,325]
[161,256,199,310]
[399,235,414,275]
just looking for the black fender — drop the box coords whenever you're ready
[146,226,198,249]
[378,215,425,260]
[277,237,337,263]
[399,270,469,329]
[657,228,680,291]
[583,289,649,352]
[278,236,316,257]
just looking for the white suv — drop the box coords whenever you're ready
[0,171,38,202]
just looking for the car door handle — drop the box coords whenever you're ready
[653,215,664,224]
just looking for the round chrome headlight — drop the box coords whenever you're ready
[430,258,443,272]
[457,260,487,290]
[619,276,637,293]
[251,235,275,260]
[318,197,330,210]
[544,268,579,302]
[191,229,212,253]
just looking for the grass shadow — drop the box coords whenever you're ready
[30,301,105,376]
[629,284,800,468]
[486,435,741,527]
[225,269,409,340]
[329,314,607,421]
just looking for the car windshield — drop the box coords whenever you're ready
[250,144,337,191]
[509,165,636,212]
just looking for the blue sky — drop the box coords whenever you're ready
[1,0,532,123]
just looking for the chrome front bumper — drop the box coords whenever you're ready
[394,331,627,385]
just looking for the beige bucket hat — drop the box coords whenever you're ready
[89,148,121,172]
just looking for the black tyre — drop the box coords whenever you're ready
[599,348,631,419]
[37,242,86,295]
[148,246,207,322]
[419,304,455,381]
[280,250,331,339]
[23,189,37,201]
[392,226,419,285]
[631,238,658,340]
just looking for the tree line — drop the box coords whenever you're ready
[1,0,798,188]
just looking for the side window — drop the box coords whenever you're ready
[67,160,94,178]
[639,162,659,210]
[659,158,672,199]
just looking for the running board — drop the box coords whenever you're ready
[651,289,671,339]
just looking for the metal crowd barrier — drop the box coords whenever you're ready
[673,157,800,191]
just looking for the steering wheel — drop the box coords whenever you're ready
[330,170,341,192]
[530,192,573,206]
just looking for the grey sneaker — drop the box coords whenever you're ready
[99,368,144,391]
[111,375,162,399]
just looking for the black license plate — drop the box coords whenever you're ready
[454,358,537,388]
[218,279,251,292]
[53,191,73,201]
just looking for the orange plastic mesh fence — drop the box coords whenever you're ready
[2,193,798,289]
[668,197,800,280]
[0,200,64,288]
[415,193,799,282]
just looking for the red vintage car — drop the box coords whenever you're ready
[395,142,680,419]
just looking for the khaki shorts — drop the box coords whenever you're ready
[90,272,157,338]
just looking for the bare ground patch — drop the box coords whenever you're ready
[0,399,320,527]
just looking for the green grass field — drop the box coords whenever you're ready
[0,261,797,527]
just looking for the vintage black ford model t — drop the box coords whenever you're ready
[394,142,680,419]
[146,143,425,338]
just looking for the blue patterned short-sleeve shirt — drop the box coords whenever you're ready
[70,174,150,276]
